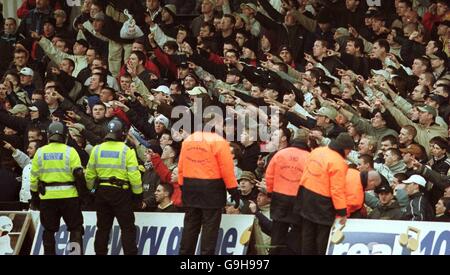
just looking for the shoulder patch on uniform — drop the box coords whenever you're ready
[100,151,120,158]
[43,153,64,160]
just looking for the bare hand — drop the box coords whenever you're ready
[3,141,14,151]
[30,31,42,40]
[51,67,61,75]
[248,200,258,213]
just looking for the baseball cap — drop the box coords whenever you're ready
[187,86,207,96]
[19,67,34,77]
[8,104,28,115]
[402,175,427,187]
[428,94,446,105]
[155,114,169,128]
[417,105,437,117]
[314,106,337,120]
[375,184,393,194]
[152,85,170,95]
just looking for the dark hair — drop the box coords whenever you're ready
[163,41,179,52]
[394,173,408,182]
[5,17,17,25]
[375,39,390,53]
[381,135,398,147]
[398,0,413,8]
[130,50,147,63]
[387,148,402,160]
[159,183,174,198]
[316,39,329,49]
[347,37,364,54]
[62,58,75,70]
[14,48,29,57]
[223,14,236,25]
[359,154,374,169]
[200,21,216,34]
[92,73,106,85]
[430,40,444,52]
[91,0,106,11]
[5,71,19,83]
[430,136,448,152]
[415,57,431,72]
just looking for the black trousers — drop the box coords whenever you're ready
[179,207,222,255]
[301,218,331,255]
[270,220,302,255]
[39,197,84,255]
[94,186,137,255]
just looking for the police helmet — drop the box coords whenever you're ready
[105,118,125,141]
[47,121,67,143]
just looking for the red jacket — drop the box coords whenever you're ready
[151,154,182,207]
[119,59,160,78]
[154,47,178,77]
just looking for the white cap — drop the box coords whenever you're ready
[403,175,427,187]
[19,67,34,77]
[155,114,169,128]
[152,85,170,95]
[187,86,207,96]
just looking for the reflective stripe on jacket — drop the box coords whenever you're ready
[85,141,143,195]
[30,142,81,200]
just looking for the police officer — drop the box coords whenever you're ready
[30,122,84,255]
[85,118,143,255]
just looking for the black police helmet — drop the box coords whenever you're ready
[105,118,125,141]
[48,121,67,143]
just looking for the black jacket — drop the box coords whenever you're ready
[238,142,260,172]
[402,192,434,221]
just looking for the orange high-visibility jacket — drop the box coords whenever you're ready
[266,147,310,197]
[345,168,364,216]
[298,146,348,225]
[178,131,238,208]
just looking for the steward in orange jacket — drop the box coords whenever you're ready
[178,130,239,255]
[295,133,355,255]
[345,168,365,218]
[265,139,310,254]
